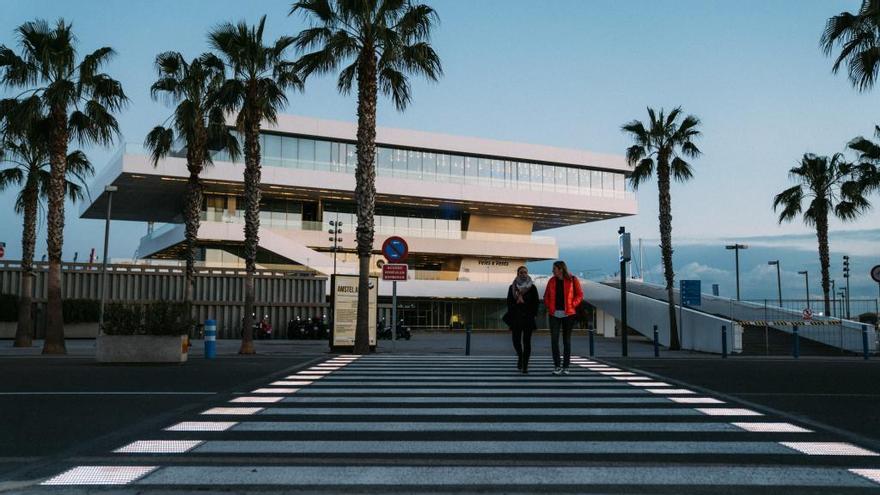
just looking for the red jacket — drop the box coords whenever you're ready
[543,276,584,316]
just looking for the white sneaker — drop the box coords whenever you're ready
[562,367,570,375]
[552,367,563,376]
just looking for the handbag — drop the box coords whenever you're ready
[502,310,515,328]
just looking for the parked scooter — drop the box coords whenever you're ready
[287,315,307,340]
[394,319,412,340]
[255,315,273,340]
[307,315,329,340]
[378,319,411,340]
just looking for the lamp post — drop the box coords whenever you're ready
[725,244,748,300]
[328,214,343,276]
[843,256,851,319]
[798,270,809,310]
[838,288,847,319]
[98,185,117,329]
[831,279,836,317]
[768,260,782,307]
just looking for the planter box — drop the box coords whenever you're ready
[0,322,15,339]
[96,334,188,363]
[66,323,99,338]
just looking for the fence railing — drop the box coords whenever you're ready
[0,261,328,339]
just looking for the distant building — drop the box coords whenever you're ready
[81,115,636,329]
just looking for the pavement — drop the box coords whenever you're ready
[1,334,879,493]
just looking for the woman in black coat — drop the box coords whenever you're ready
[505,265,539,373]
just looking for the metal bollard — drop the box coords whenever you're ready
[792,324,800,359]
[653,325,659,357]
[863,324,870,360]
[588,329,595,357]
[465,323,472,356]
[204,319,217,359]
[721,325,728,359]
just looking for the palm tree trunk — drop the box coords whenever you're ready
[43,108,68,355]
[353,48,378,355]
[14,185,37,348]
[239,109,261,355]
[184,170,202,322]
[657,160,680,350]
[816,208,831,316]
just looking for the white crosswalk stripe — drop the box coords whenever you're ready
[41,354,880,492]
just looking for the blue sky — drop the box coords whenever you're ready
[1,0,879,296]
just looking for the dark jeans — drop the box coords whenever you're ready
[511,324,533,369]
[549,316,574,368]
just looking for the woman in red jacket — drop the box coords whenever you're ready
[543,260,583,375]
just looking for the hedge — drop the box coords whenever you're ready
[102,301,192,336]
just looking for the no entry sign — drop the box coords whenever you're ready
[871,265,880,283]
[382,263,408,281]
[382,236,408,263]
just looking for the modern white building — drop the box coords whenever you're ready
[81,115,636,329]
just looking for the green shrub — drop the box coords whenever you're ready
[144,301,192,336]
[0,294,17,322]
[62,299,100,324]
[101,301,191,336]
[101,303,143,335]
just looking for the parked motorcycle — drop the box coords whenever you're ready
[307,315,329,340]
[378,319,411,340]
[287,315,307,340]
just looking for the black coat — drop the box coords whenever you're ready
[505,284,538,330]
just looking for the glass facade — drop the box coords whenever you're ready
[323,202,462,240]
[212,131,630,198]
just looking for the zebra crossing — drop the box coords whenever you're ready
[39,355,880,492]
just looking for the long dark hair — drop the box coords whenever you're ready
[552,260,570,279]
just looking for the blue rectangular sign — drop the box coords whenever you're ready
[680,280,701,307]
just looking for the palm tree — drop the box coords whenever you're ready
[773,153,870,316]
[0,19,127,354]
[290,0,442,354]
[622,107,701,351]
[821,0,880,92]
[847,127,880,196]
[0,100,93,348]
[144,52,240,313]
[208,15,302,354]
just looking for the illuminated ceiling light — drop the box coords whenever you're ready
[252,388,298,394]
[230,396,284,403]
[201,407,263,415]
[164,422,237,432]
[696,408,762,416]
[668,397,724,404]
[114,440,202,454]
[782,442,879,456]
[41,466,158,486]
[732,422,811,433]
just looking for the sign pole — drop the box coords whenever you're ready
[618,227,631,357]
[391,280,397,353]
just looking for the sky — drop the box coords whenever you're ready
[0,0,879,297]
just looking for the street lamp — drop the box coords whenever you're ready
[98,185,118,329]
[831,279,836,317]
[328,213,343,276]
[843,256,851,319]
[768,260,782,307]
[725,244,748,300]
[797,270,810,310]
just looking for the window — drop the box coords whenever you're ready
[529,163,542,191]
[491,160,504,184]
[315,140,331,170]
[615,173,626,194]
[579,169,590,192]
[377,147,392,175]
[408,150,422,179]
[422,153,436,180]
[346,144,357,173]
[281,136,298,168]
[298,139,315,169]
[517,162,529,187]
[591,170,602,192]
[555,166,566,192]
[392,149,407,177]
[478,158,491,184]
[567,167,579,193]
[464,157,477,181]
[436,153,450,179]
[602,172,614,193]
[263,134,282,167]
[543,165,556,191]
[451,155,464,182]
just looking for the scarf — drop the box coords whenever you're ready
[512,274,533,297]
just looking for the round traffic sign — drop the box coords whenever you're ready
[0,245,4,259]
[382,236,408,263]
[802,308,813,321]
[872,265,880,283]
